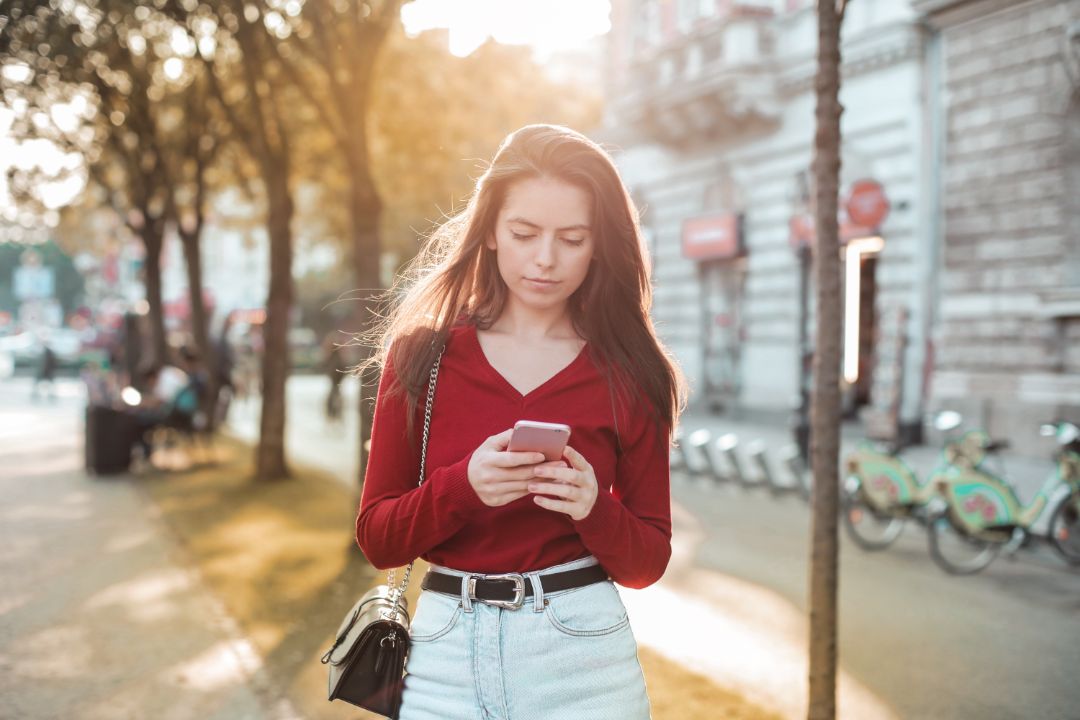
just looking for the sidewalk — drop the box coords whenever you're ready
[0,378,298,720]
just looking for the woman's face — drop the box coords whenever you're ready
[486,175,595,315]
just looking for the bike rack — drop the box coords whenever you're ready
[779,443,812,501]
[748,440,789,496]
[683,428,715,481]
[717,434,751,487]
[694,432,729,485]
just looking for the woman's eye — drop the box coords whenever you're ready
[563,237,585,246]
[511,232,535,241]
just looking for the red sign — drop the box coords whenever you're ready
[790,178,890,250]
[789,214,876,250]
[681,213,742,260]
[845,179,890,228]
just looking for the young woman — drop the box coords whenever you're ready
[356,124,686,720]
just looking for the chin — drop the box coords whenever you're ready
[513,291,568,311]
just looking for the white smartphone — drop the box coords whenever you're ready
[507,420,571,462]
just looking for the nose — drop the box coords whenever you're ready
[534,235,556,269]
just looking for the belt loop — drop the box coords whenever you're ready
[528,572,544,613]
[461,574,475,613]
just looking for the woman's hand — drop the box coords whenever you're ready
[528,445,598,522]
[467,429,546,508]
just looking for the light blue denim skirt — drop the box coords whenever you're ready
[399,555,652,720]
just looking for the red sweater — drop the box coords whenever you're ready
[355,324,672,589]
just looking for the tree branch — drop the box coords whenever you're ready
[258,20,349,146]
[307,0,346,88]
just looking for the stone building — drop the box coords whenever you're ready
[603,0,935,442]
[603,0,1080,454]
[914,0,1080,454]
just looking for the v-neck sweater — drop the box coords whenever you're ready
[355,323,672,589]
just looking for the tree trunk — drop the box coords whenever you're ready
[349,171,384,488]
[141,224,168,368]
[807,1,844,719]
[255,175,294,481]
[180,228,218,426]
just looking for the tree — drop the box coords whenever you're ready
[161,69,226,423]
[808,1,849,719]
[1,0,223,377]
[370,29,602,260]
[178,0,305,480]
[239,0,404,485]
[0,0,177,365]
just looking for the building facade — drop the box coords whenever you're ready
[915,0,1080,454]
[604,0,935,441]
[604,0,1080,453]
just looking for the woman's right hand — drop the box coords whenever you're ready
[467,429,546,507]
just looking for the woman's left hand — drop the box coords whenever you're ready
[528,445,599,522]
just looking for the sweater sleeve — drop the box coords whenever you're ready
[572,398,672,589]
[355,362,486,569]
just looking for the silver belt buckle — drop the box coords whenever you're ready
[471,573,526,609]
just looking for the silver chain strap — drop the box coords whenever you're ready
[386,345,445,606]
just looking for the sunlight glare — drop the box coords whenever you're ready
[163,57,185,81]
[2,62,32,83]
[402,0,611,58]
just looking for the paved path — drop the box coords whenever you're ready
[0,377,299,720]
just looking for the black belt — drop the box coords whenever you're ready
[421,565,608,610]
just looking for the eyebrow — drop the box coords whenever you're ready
[507,217,591,233]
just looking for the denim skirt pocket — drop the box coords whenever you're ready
[543,580,630,637]
[409,591,462,643]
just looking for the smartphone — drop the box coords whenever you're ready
[507,420,571,462]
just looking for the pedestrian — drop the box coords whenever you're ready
[126,348,204,464]
[322,333,348,423]
[355,124,686,719]
[212,315,236,424]
[32,340,58,401]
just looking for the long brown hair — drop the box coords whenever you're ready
[364,124,686,436]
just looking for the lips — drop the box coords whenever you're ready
[523,277,560,292]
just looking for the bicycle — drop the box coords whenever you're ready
[841,412,1004,551]
[926,421,1080,575]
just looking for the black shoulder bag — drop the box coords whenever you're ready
[321,348,444,719]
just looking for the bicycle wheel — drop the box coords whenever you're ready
[927,511,1000,575]
[1048,491,1080,565]
[842,493,905,551]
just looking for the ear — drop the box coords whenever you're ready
[485,232,497,251]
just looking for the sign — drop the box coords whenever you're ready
[681,213,743,260]
[789,214,876,250]
[845,179,890,228]
[14,266,55,300]
[789,178,890,250]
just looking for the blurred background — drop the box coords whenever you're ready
[1,1,1079,719]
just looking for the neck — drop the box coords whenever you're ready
[490,298,577,341]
